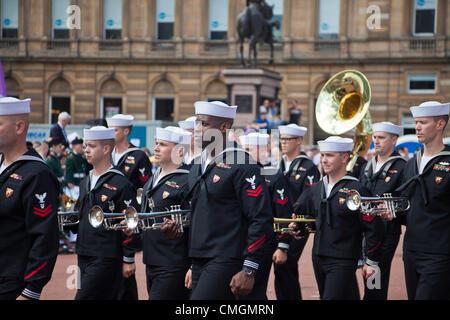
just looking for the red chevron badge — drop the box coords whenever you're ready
[247,185,262,197]
[277,197,289,205]
[33,204,52,218]
[139,174,149,182]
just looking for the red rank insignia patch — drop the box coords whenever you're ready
[33,204,52,218]
[277,197,289,205]
[435,176,443,184]
[247,185,262,197]
[139,174,149,182]
[213,175,220,183]
[339,197,346,205]
[6,188,13,198]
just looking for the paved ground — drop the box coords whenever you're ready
[41,228,408,300]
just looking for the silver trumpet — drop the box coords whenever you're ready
[88,205,132,230]
[346,189,410,218]
[125,205,191,233]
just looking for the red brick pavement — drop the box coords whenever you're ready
[41,228,408,300]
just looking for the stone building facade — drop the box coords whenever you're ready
[1,0,449,143]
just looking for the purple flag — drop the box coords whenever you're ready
[0,60,6,97]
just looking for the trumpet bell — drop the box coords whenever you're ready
[125,207,139,229]
[346,190,361,211]
[89,205,104,228]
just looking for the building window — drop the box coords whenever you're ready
[153,98,174,122]
[318,0,340,40]
[1,0,18,38]
[408,74,436,94]
[266,0,283,41]
[402,113,416,135]
[50,96,71,124]
[102,97,122,118]
[413,0,437,36]
[104,0,122,39]
[156,0,174,40]
[52,0,70,39]
[209,0,228,40]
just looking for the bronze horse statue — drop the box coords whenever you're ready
[237,0,280,68]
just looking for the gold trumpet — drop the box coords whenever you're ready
[57,194,79,231]
[346,189,410,217]
[273,215,316,234]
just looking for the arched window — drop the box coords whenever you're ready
[49,77,72,124]
[152,79,175,122]
[100,78,124,118]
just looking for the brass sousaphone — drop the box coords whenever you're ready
[315,70,372,171]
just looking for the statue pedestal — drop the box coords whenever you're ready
[222,68,283,128]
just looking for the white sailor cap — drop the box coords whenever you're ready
[194,101,237,119]
[156,126,192,144]
[84,126,116,140]
[239,133,270,146]
[178,116,197,130]
[106,114,134,127]
[318,136,353,152]
[0,97,31,115]
[279,124,307,137]
[372,122,402,135]
[410,101,450,118]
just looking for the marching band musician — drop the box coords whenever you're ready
[396,101,450,300]
[106,114,153,299]
[107,114,153,191]
[276,124,320,300]
[73,126,139,300]
[239,132,292,300]
[139,126,192,300]
[0,97,60,300]
[360,122,406,300]
[293,136,385,300]
[165,101,273,300]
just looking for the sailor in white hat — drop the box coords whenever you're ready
[0,97,60,300]
[360,122,407,300]
[76,125,139,300]
[291,136,384,300]
[239,132,294,299]
[397,101,450,300]
[164,100,273,299]
[276,123,320,300]
[178,116,198,164]
[138,125,192,300]
[106,114,153,192]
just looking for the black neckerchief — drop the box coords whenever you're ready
[115,143,141,168]
[0,150,48,184]
[396,146,450,206]
[321,175,359,227]
[280,153,310,176]
[364,151,406,190]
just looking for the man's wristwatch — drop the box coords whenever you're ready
[243,266,257,277]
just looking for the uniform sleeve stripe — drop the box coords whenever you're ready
[248,234,266,251]
[277,243,290,250]
[243,260,259,270]
[24,261,47,280]
[21,289,41,300]
[123,238,132,244]
[123,256,135,263]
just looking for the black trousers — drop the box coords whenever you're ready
[146,264,190,300]
[274,234,308,300]
[363,230,400,300]
[190,257,242,300]
[312,254,360,300]
[0,277,24,300]
[75,255,122,300]
[117,275,139,300]
[403,249,450,300]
